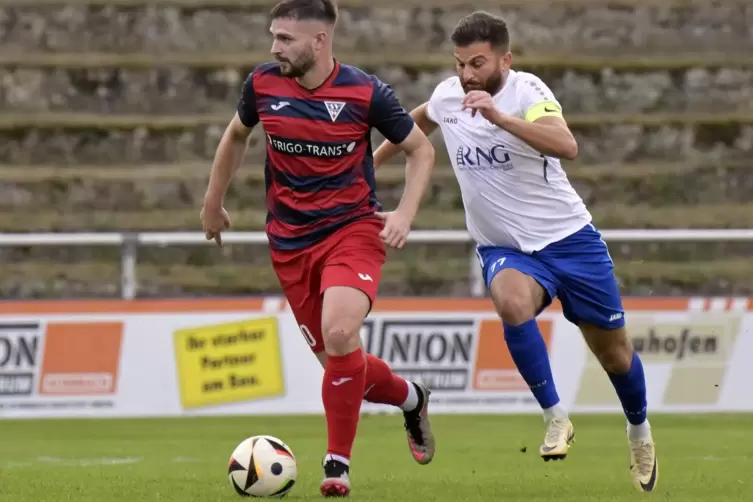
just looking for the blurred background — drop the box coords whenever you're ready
[1,0,752,300]
[1,5,752,500]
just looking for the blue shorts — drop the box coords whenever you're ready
[476,223,625,330]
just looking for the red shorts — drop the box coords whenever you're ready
[270,218,385,353]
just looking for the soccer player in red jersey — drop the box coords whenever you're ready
[201,0,436,496]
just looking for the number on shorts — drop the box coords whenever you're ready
[299,324,317,347]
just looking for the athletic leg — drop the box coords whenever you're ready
[313,339,421,417]
[270,247,327,354]
[360,353,433,467]
[272,250,362,497]
[318,284,369,497]
[317,219,434,496]
[539,223,657,492]
[476,246,574,460]
[271,232,415,414]
[271,246,357,497]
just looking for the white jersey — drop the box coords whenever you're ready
[426,69,592,253]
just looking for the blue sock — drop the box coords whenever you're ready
[607,352,648,425]
[503,319,560,409]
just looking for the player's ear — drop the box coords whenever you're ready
[501,52,512,71]
[313,31,328,50]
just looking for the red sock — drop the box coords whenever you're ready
[322,349,367,459]
[363,353,409,406]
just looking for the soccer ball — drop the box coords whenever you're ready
[228,435,297,498]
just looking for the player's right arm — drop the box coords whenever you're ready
[202,73,259,245]
[373,101,438,169]
[204,73,258,207]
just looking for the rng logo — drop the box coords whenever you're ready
[456,144,513,171]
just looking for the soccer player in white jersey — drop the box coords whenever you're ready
[373,10,658,493]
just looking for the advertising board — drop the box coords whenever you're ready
[0,296,750,418]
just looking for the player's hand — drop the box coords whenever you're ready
[200,203,231,247]
[461,90,502,123]
[375,210,411,249]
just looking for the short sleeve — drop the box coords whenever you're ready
[368,76,415,144]
[426,87,441,124]
[237,72,260,128]
[517,73,563,123]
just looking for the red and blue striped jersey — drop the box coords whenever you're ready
[237,60,415,251]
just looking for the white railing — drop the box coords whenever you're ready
[3,229,753,299]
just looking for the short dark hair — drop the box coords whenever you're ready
[450,11,510,51]
[269,0,338,24]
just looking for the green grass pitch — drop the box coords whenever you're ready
[0,413,751,501]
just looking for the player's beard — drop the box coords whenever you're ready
[277,46,316,78]
[461,63,505,95]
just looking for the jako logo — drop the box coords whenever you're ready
[456,144,513,171]
[267,134,356,158]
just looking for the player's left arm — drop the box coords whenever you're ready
[495,106,578,161]
[369,77,435,247]
[462,77,578,160]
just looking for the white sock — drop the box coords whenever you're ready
[400,381,419,412]
[627,419,652,441]
[542,403,568,422]
[324,453,349,466]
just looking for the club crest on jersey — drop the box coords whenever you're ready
[324,101,346,122]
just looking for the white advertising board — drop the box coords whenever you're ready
[0,296,751,419]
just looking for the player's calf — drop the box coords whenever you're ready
[580,323,657,491]
[581,324,651,437]
[488,269,571,443]
[319,286,371,494]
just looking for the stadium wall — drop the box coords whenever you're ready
[0,296,751,419]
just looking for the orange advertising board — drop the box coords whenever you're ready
[39,322,123,396]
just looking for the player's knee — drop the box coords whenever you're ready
[489,270,543,325]
[322,320,361,356]
[494,291,538,325]
[321,286,371,356]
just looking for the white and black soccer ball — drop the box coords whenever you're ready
[228,435,297,498]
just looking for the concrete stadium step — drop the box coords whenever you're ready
[0,0,723,6]
[1,0,750,55]
[3,203,753,232]
[1,160,747,182]
[0,161,750,209]
[6,112,753,129]
[2,257,750,298]
[3,52,753,71]
[1,116,750,166]
[3,65,753,116]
